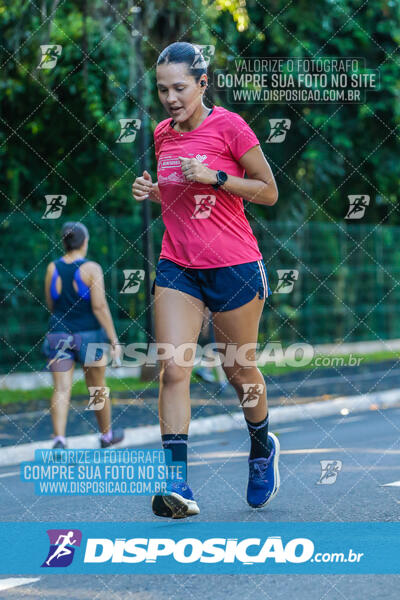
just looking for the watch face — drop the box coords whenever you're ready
[218,171,227,184]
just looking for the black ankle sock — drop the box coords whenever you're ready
[162,434,188,474]
[245,414,270,459]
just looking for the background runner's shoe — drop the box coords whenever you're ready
[247,432,280,508]
[100,428,124,448]
[51,439,67,462]
[152,480,200,519]
[52,439,67,449]
[194,366,216,383]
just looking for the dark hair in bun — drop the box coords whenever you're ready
[61,222,89,251]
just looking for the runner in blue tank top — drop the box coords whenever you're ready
[43,222,124,449]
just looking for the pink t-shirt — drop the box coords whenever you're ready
[154,105,263,268]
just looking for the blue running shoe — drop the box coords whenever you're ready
[152,480,200,519]
[247,432,280,508]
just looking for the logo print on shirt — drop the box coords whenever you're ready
[195,154,207,163]
[159,158,181,169]
[158,157,186,184]
[158,172,186,184]
[191,194,216,219]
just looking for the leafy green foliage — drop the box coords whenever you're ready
[1,1,400,373]
[1,0,399,222]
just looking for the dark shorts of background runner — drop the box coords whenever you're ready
[41,327,109,372]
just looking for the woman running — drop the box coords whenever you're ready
[132,42,279,518]
[43,222,124,449]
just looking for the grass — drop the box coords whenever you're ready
[0,376,158,407]
[0,349,399,407]
[259,349,400,377]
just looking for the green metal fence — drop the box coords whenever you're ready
[1,213,399,374]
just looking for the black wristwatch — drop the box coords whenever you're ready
[212,170,228,189]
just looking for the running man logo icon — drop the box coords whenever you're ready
[46,335,76,370]
[191,45,215,68]
[241,383,264,408]
[116,119,141,143]
[191,195,216,220]
[41,529,82,568]
[37,45,62,70]
[42,195,67,219]
[120,269,145,293]
[317,460,343,485]
[345,195,370,219]
[86,386,109,411]
[274,270,299,294]
[266,119,291,143]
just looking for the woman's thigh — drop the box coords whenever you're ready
[212,293,265,367]
[51,364,75,394]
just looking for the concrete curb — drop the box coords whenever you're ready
[1,388,399,467]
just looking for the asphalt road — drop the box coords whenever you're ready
[2,358,400,448]
[0,406,400,598]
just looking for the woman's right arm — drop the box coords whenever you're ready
[88,263,119,349]
[132,171,161,204]
[44,263,55,311]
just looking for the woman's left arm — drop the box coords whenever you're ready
[232,145,278,206]
[179,145,278,206]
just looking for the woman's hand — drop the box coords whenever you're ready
[132,170,153,201]
[179,157,217,185]
[110,341,123,368]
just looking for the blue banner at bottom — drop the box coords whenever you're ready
[0,522,399,574]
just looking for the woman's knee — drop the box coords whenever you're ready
[52,388,71,403]
[52,376,73,395]
[84,367,105,388]
[160,362,191,387]
[223,365,261,389]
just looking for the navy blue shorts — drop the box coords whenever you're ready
[151,258,271,312]
[41,327,109,371]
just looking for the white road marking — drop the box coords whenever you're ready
[274,426,301,433]
[332,416,365,424]
[0,578,40,591]
[381,480,400,487]
[0,471,18,479]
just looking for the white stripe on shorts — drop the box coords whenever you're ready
[257,260,269,298]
